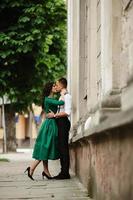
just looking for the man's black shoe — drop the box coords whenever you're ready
[53,173,70,180]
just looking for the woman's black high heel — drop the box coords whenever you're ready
[24,167,34,181]
[42,171,53,180]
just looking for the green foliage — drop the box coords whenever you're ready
[0,158,10,162]
[0,0,67,111]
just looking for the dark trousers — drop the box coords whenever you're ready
[56,117,71,175]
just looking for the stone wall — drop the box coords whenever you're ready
[68,0,133,199]
[70,109,133,199]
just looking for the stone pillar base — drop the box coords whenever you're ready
[122,81,133,111]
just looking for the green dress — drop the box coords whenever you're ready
[32,97,64,160]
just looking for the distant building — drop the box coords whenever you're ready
[15,104,42,148]
[67,0,133,199]
[0,98,42,151]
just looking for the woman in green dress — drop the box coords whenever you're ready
[24,82,64,180]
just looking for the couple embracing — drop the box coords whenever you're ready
[25,78,72,180]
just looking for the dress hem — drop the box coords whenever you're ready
[32,156,60,161]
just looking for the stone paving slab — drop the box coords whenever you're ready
[0,152,92,200]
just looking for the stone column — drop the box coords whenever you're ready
[84,0,123,126]
[78,0,89,117]
[68,0,80,126]
[101,0,122,93]
[67,0,72,93]
[121,1,133,110]
[95,0,122,121]
[87,0,98,110]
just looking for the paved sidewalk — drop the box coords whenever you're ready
[0,151,91,200]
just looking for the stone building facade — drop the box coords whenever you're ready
[67,0,133,199]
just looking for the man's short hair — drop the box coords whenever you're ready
[58,77,67,88]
